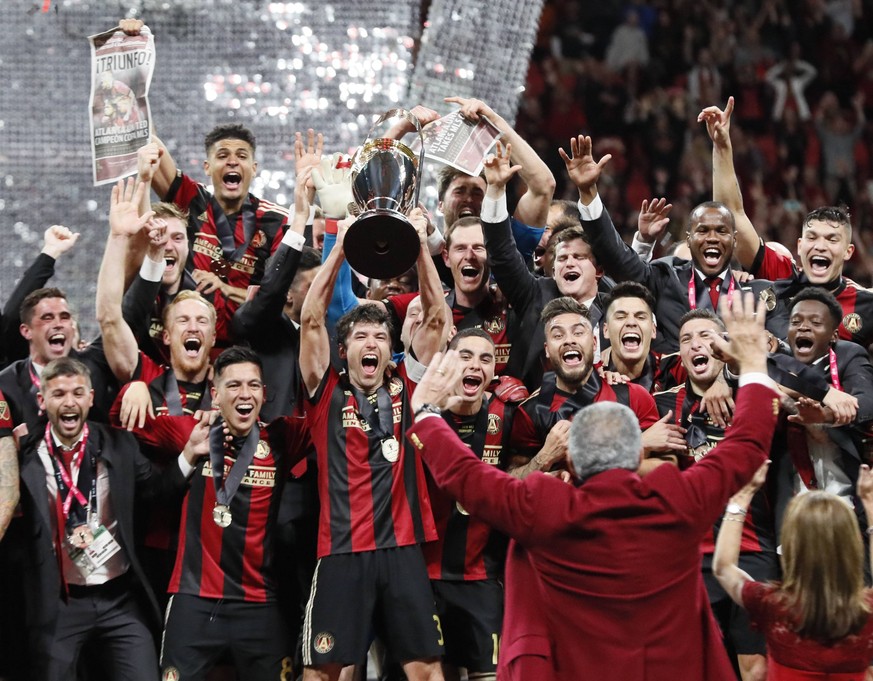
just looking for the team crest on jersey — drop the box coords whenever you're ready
[487,413,501,435]
[0,401,8,421]
[483,316,505,334]
[388,376,404,397]
[314,632,335,654]
[255,439,270,459]
[250,229,266,248]
[843,312,862,335]
[162,668,180,681]
[456,501,469,516]
[759,287,777,312]
[197,211,208,224]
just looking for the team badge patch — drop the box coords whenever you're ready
[251,229,266,248]
[162,667,180,681]
[487,413,501,435]
[843,312,862,335]
[255,439,270,459]
[314,632,335,654]
[0,401,8,421]
[197,211,208,224]
[759,287,777,312]
[388,376,404,397]
[483,316,505,334]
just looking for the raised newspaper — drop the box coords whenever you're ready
[419,111,502,176]
[88,24,155,185]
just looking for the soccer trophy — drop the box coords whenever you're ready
[345,108,424,279]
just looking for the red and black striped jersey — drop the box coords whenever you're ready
[0,388,12,436]
[167,417,310,602]
[423,396,512,581]
[449,291,513,376]
[653,383,774,555]
[133,351,211,417]
[510,371,660,460]
[306,364,437,558]
[166,173,288,297]
[753,245,873,347]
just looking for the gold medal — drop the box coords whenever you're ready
[212,503,232,528]
[381,437,400,463]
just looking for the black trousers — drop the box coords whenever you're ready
[41,574,158,681]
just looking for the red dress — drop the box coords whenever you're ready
[743,581,873,680]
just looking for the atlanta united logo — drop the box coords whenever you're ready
[843,312,862,335]
[0,401,8,421]
[255,439,270,459]
[251,229,266,248]
[388,376,404,397]
[162,667,180,681]
[483,316,505,334]
[314,632,335,654]
[487,413,501,435]
[197,211,208,224]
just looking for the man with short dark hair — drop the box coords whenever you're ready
[298,207,447,680]
[11,357,192,681]
[122,20,289,304]
[406,291,781,681]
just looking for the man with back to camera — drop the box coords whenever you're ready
[406,290,782,680]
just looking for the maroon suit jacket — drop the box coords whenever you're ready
[407,382,780,681]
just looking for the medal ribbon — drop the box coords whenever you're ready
[208,419,260,507]
[349,384,396,447]
[688,273,734,311]
[828,347,842,392]
[162,371,211,416]
[212,196,258,262]
[44,423,94,525]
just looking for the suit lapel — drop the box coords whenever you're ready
[19,444,52,537]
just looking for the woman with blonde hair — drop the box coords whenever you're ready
[713,462,873,679]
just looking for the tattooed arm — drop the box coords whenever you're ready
[0,436,19,541]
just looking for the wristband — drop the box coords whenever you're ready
[325,218,339,235]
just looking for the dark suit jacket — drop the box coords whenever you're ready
[14,423,187,661]
[408,382,780,680]
[232,242,304,422]
[483,215,605,390]
[582,209,783,353]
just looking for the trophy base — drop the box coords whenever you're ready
[344,209,420,280]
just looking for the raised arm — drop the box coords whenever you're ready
[299,218,350,397]
[0,435,19,541]
[698,97,760,270]
[712,461,770,606]
[96,179,155,383]
[408,207,448,366]
[446,96,555,228]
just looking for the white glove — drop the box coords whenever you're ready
[311,153,354,219]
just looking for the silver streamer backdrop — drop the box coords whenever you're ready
[0,0,542,341]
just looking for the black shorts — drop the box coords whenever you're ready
[703,551,779,656]
[432,578,503,673]
[160,594,293,681]
[302,545,443,666]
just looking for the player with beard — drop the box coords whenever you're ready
[701,97,873,349]
[507,297,660,479]
[298,205,447,681]
[600,282,684,393]
[767,288,873,540]
[479,141,607,391]
[422,328,519,681]
[121,20,289,307]
[564,135,782,357]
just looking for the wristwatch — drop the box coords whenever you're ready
[413,403,442,419]
[725,502,747,516]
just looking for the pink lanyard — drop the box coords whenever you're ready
[829,347,842,392]
[44,423,91,518]
[688,273,734,310]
